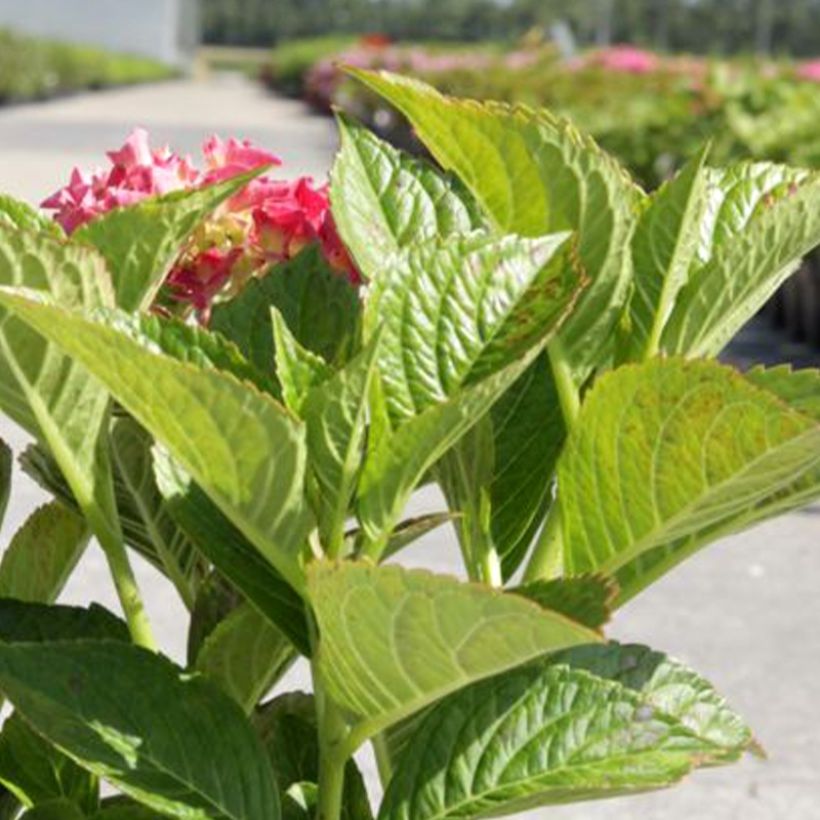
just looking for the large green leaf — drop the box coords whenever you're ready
[549,643,757,758]
[302,332,382,555]
[194,602,296,713]
[74,168,269,312]
[0,195,62,237]
[0,713,97,814]
[0,292,312,592]
[662,165,820,356]
[308,562,600,742]
[0,224,120,576]
[0,599,128,643]
[254,693,373,820]
[0,503,87,604]
[487,356,565,579]
[0,438,9,528]
[210,245,361,372]
[94,797,166,820]
[350,69,642,381]
[20,800,85,820]
[329,113,483,282]
[0,641,280,820]
[366,231,578,423]
[356,346,550,554]
[379,651,750,819]
[625,147,710,361]
[558,358,820,578]
[153,448,310,655]
[110,416,202,609]
[615,364,820,604]
[271,307,333,414]
[514,575,617,632]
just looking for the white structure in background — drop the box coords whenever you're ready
[0,0,199,67]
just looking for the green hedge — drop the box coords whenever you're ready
[0,29,175,103]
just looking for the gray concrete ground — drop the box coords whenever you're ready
[0,76,818,819]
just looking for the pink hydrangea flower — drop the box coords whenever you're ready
[42,129,360,318]
[796,60,820,82]
[42,128,197,232]
[590,45,659,74]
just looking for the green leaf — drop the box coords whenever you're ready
[94,797,165,820]
[376,512,457,560]
[488,356,565,579]
[0,713,97,814]
[366,231,579,424]
[330,113,483,282]
[0,291,312,592]
[549,643,757,759]
[20,442,205,595]
[661,166,820,356]
[100,309,277,396]
[271,307,333,413]
[110,416,202,609]
[0,640,280,820]
[349,69,641,381]
[210,245,361,371]
[195,603,296,713]
[0,503,88,604]
[379,658,742,819]
[74,168,269,312]
[558,358,820,578]
[0,224,119,576]
[625,146,710,361]
[0,195,62,237]
[0,438,10,529]
[615,364,820,604]
[254,693,373,820]
[303,331,382,554]
[357,348,548,554]
[0,600,128,643]
[153,449,310,655]
[514,575,617,632]
[0,786,18,820]
[20,800,85,820]
[308,561,600,741]
[745,364,820,420]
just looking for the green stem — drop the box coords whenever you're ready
[523,502,564,583]
[84,503,157,651]
[547,338,580,430]
[477,546,502,587]
[310,620,350,820]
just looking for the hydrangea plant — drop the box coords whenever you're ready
[0,70,817,820]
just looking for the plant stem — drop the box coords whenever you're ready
[313,666,350,820]
[84,502,157,651]
[523,502,564,583]
[309,612,351,820]
[477,546,503,587]
[547,338,580,430]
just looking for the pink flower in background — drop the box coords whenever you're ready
[590,45,659,74]
[42,129,360,318]
[796,59,820,82]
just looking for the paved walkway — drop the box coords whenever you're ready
[0,77,818,819]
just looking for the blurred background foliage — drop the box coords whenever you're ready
[202,0,820,57]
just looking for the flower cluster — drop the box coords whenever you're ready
[42,129,358,319]
[583,45,660,74]
[796,59,820,82]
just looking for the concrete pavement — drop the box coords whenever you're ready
[0,75,818,819]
